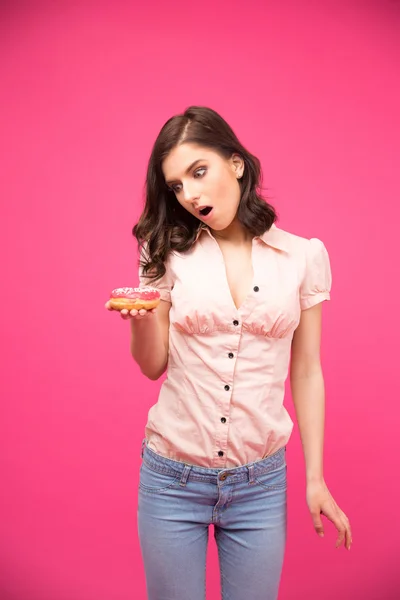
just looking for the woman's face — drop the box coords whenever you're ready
[162,143,244,231]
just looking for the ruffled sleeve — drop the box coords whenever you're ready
[300,237,332,310]
[138,243,173,303]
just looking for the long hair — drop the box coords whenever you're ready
[132,106,277,282]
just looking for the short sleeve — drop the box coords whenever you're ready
[300,237,332,310]
[137,243,173,303]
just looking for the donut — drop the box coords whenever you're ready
[109,287,161,311]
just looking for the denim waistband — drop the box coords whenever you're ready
[140,440,286,485]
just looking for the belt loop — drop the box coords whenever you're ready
[140,438,146,458]
[248,464,255,485]
[179,465,191,487]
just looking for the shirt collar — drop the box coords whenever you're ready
[259,223,289,252]
[194,223,212,242]
[194,222,289,252]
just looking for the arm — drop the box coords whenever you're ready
[290,302,352,550]
[130,299,171,381]
[290,302,325,483]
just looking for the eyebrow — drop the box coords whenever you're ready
[165,159,206,186]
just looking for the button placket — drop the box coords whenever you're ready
[218,379,232,459]
[216,313,242,466]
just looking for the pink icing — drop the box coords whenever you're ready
[111,287,160,300]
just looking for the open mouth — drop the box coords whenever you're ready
[199,206,213,217]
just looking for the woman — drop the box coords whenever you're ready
[106,106,352,600]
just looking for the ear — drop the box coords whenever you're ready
[231,153,244,178]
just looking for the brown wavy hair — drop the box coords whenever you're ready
[132,106,277,282]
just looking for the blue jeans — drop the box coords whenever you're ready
[137,441,287,600]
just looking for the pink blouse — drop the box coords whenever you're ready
[138,223,332,468]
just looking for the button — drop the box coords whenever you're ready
[228,352,234,359]
[233,320,239,326]
[253,286,259,292]
[224,385,230,391]
[219,473,228,480]
[218,451,224,457]
[221,417,227,423]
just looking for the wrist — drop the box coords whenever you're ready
[306,473,324,484]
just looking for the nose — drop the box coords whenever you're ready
[182,183,200,204]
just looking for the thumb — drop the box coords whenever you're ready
[312,510,325,537]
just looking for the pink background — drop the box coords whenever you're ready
[1,1,399,599]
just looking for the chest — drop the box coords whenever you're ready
[218,243,254,311]
[169,237,302,339]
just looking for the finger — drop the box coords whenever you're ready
[335,512,352,550]
[120,309,131,319]
[335,526,346,549]
[138,309,147,317]
[105,301,113,311]
[334,514,349,548]
[345,521,352,550]
[129,309,139,317]
[312,511,325,537]
[345,530,352,550]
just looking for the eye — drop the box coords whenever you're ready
[194,167,207,179]
[168,167,207,194]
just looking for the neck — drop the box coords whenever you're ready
[211,218,252,245]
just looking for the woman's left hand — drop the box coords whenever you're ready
[306,479,352,550]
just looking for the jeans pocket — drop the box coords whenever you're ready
[253,462,287,491]
[139,461,181,494]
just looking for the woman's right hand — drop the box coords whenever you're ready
[105,300,157,320]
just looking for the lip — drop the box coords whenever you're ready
[197,206,214,221]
